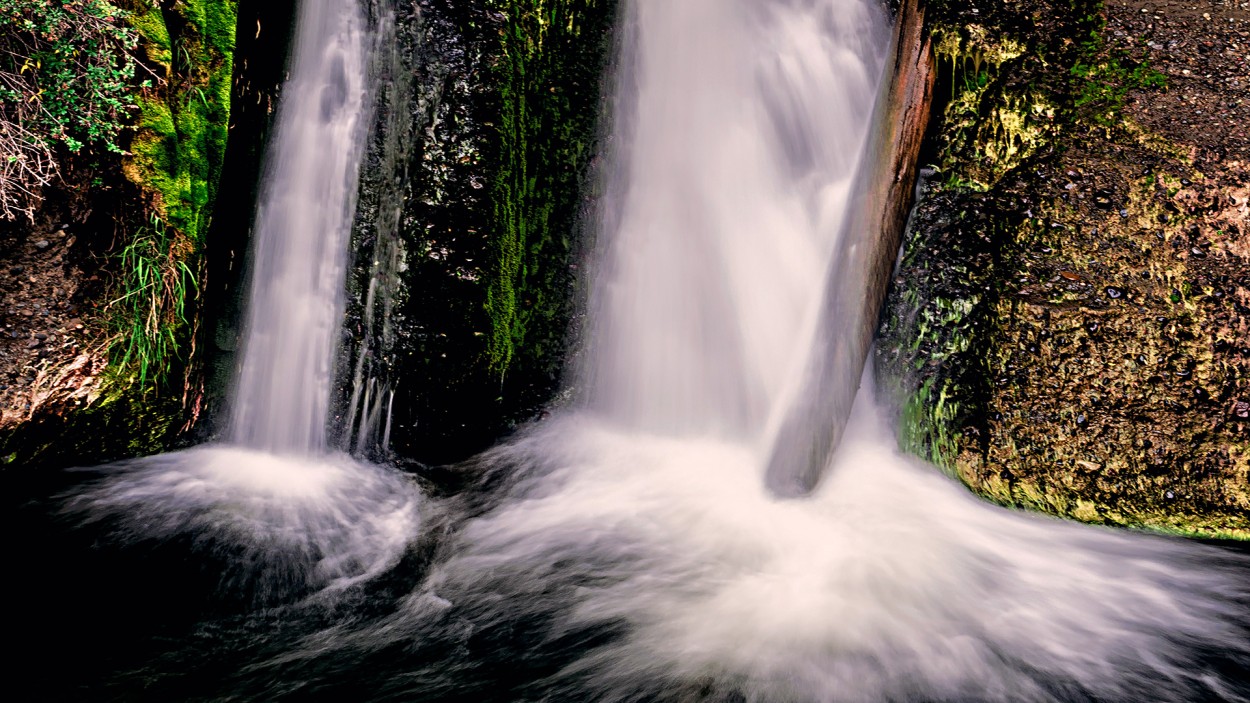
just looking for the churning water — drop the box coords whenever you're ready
[47,0,421,605]
[10,0,1249,700]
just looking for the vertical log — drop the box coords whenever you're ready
[765,0,935,497]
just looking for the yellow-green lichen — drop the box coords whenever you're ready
[931,24,1054,190]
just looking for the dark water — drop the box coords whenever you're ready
[5,431,1249,703]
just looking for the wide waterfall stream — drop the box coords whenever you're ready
[6,0,1249,701]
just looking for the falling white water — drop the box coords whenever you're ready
[585,0,887,435]
[62,0,420,598]
[65,447,420,599]
[229,0,372,456]
[46,0,1250,698]
[328,0,1250,700]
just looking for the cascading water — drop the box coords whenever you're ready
[585,0,885,436]
[228,0,372,456]
[57,0,420,600]
[10,0,1249,700]
[360,1,1245,698]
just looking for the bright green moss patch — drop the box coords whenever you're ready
[112,0,236,391]
[127,2,172,68]
[484,0,613,375]
[121,1,235,243]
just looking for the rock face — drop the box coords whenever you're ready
[0,1,240,467]
[0,0,619,468]
[877,0,1250,537]
[341,0,619,465]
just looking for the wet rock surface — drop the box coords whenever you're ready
[879,0,1250,536]
[341,0,618,465]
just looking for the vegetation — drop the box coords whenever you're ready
[485,0,612,375]
[0,0,144,220]
[106,214,198,386]
[109,0,235,391]
[121,0,236,243]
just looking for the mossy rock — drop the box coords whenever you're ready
[877,0,1249,538]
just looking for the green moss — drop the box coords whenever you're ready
[931,23,1056,190]
[484,0,613,375]
[127,3,172,69]
[110,1,236,389]
[121,1,235,243]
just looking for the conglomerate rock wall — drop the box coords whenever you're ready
[878,0,1250,537]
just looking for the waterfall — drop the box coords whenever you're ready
[227,0,373,456]
[31,1,1250,699]
[59,0,420,601]
[585,0,887,437]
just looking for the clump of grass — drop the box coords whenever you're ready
[106,214,198,387]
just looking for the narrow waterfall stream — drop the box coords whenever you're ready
[227,0,371,456]
[6,0,1249,701]
[47,0,422,601]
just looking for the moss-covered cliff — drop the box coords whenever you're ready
[877,0,1250,537]
[0,0,239,467]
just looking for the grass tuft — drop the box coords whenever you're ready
[105,214,198,387]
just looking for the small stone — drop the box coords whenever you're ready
[1165,490,1175,500]
[1105,286,1123,299]
[34,332,47,341]
[1076,413,1088,427]
[1234,400,1250,419]
[34,240,50,250]
[25,338,40,349]
[1119,209,1130,218]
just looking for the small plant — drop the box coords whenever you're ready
[0,0,144,219]
[106,214,198,387]
[1070,53,1166,129]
